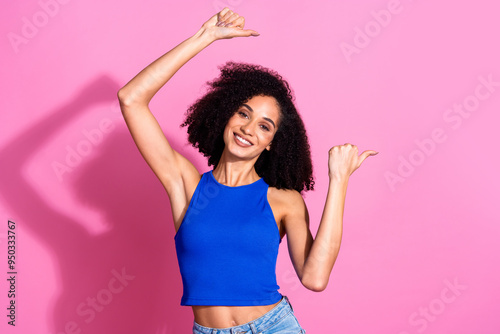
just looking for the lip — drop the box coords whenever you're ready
[234,133,253,146]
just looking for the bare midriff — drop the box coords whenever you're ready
[192,298,282,328]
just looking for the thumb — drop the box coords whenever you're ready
[358,150,379,165]
[232,28,260,37]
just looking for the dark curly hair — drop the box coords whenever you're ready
[181,62,314,193]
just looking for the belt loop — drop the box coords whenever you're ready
[249,322,258,333]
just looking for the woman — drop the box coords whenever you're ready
[118,8,377,333]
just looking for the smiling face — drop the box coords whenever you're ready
[222,95,281,162]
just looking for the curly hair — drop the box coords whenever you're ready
[181,61,314,193]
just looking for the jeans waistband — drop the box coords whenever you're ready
[193,296,293,333]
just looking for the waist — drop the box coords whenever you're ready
[192,297,285,329]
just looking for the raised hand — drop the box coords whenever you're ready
[201,7,260,40]
[328,144,378,181]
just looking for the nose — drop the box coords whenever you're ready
[240,120,256,136]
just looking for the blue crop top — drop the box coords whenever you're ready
[174,170,283,306]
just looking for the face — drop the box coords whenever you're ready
[222,95,281,162]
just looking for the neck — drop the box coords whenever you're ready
[213,152,261,187]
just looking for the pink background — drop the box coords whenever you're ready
[1,0,499,333]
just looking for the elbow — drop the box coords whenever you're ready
[301,275,329,292]
[117,89,147,117]
[117,88,134,108]
[307,282,328,293]
[117,86,147,109]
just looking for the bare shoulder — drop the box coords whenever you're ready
[267,187,308,230]
[267,187,305,210]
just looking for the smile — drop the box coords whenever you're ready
[234,133,253,146]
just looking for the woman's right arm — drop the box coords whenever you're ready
[117,8,258,228]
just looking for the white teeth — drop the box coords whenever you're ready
[235,134,252,145]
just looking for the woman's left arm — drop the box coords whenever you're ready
[285,144,378,292]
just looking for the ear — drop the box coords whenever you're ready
[266,142,272,151]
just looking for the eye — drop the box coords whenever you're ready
[237,111,248,118]
[260,124,270,131]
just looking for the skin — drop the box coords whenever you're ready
[118,7,378,328]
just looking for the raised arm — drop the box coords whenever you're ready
[117,8,258,228]
[285,144,378,291]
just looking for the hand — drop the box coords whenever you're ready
[200,7,259,41]
[328,144,378,181]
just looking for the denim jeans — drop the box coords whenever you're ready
[192,296,306,333]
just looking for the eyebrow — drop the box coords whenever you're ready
[242,104,276,129]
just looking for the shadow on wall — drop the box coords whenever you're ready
[0,75,198,333]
